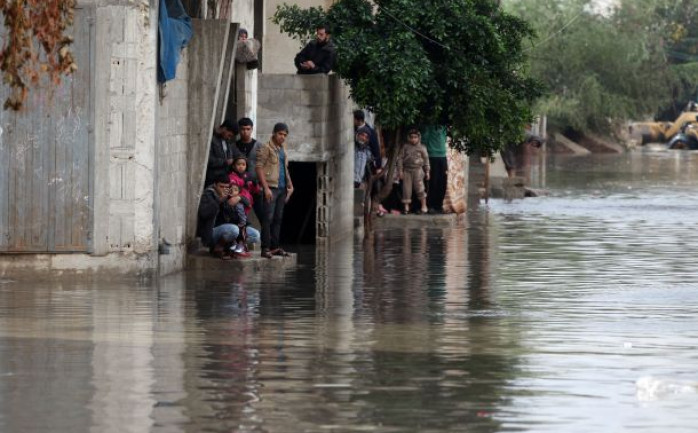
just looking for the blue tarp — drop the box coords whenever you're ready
[157,0,193,83]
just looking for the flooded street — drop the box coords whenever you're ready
[2,149,698,432]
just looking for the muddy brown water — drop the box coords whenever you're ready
[1,149,697,432]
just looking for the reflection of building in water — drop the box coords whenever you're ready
[0,284,94,432]
[89,278,192,433]
[0,278,191,433]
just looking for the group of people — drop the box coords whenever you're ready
[196,24,337,261]
[353,111,450,216]
[198,118,294,260]
[197,24,465,259]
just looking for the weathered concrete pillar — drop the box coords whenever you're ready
[92,2,159,258]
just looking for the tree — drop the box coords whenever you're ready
[0,0,77,110]
[505,0,698,132]
[273,0,543,156]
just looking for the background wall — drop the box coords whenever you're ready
[262,0,334,75]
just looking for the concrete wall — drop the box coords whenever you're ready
[156,49,190,276]
[231,0,258,124]
[257,73,355,241]
[262,0,334,75]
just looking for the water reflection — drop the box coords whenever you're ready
[0,151,697,432]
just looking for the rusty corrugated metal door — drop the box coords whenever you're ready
[0,8,93,253]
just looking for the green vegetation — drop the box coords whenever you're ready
[273,0,543,155]
[505,0,698,133]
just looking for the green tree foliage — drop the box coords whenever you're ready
[506,0,698,132]
[273,0,543,155]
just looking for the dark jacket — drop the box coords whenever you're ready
[294,40,336,74]
[197,186,241,247]
[205,132,241,186]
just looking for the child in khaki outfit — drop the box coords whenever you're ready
[397,128,430,214]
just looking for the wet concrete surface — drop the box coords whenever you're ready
[188,248,298,272]
[1,149,698,432]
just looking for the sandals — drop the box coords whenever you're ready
[260,248,292,259]
[271,248,290,257]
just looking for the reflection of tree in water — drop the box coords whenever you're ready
[350,221,524,431]
[177,219,525,431]
[360,228,432,324]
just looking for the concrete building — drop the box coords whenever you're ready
[0,0,355,279]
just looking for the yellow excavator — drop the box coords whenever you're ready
[630,102,698,149]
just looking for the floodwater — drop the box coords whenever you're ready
[1,149,698,433]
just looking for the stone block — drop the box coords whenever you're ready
[292,104,327,122]
[293,74,330,90]
[257,89,275,105]
[301,90,328,107]
[261,74,296,90]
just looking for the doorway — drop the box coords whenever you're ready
[281,162,316,245]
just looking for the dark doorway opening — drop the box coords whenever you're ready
[281,162,316,245]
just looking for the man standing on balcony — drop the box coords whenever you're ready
[294,24,336,74]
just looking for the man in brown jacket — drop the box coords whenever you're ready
[256,122,294,258]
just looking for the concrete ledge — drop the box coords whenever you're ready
[187,249,297,271]
[583,133,626,153]
[553,133,591,155]
[0,252,157,281]
[372,213,464,229]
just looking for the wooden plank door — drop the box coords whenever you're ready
[0,8,93,252]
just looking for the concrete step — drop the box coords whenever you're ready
[553,133,591,155]
[187,248,297,271]
[371,212,464,229]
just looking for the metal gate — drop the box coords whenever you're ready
[0,8,93,252]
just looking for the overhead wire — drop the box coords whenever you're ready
[376,5,450,50]
[523,11,583,52]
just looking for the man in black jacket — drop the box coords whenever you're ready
[197,174,261,259]
[205,119,240,188]
[294,25,336,74]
